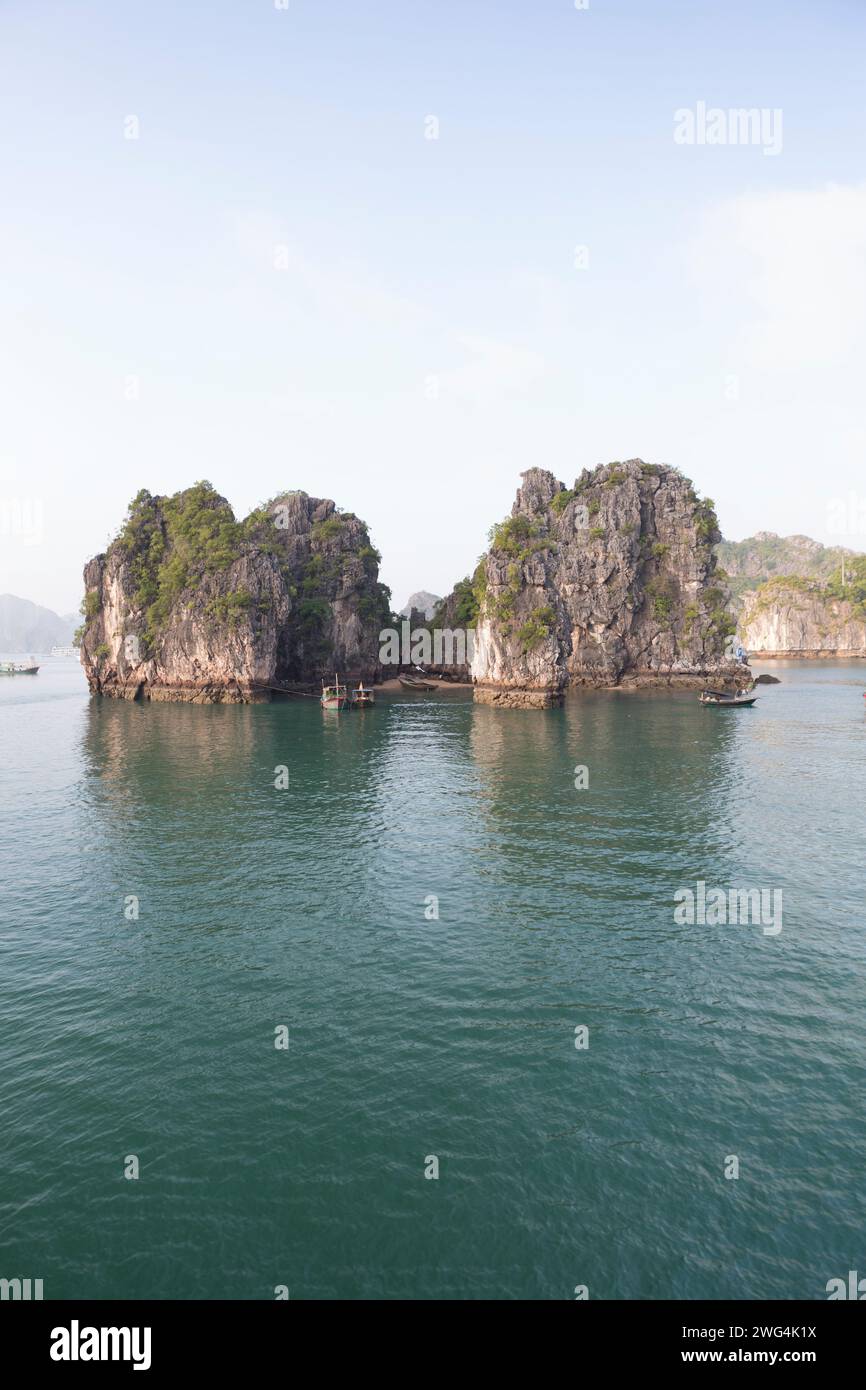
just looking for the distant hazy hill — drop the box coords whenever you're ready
[717,532,860,607]
[0,594,77,652]
[400,590,441,620]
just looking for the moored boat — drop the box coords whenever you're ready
[351,681,375,707]
[398,675,438,690]
[699,688,758,708]
[321,674,348,709]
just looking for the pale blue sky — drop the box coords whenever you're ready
[1,0,864,613]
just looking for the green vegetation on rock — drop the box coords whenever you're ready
[550,488,577,515]
[88,481,391,666]
[716,533,864,610]
[484,513,556,627]
[516,605,556,654]
[825,554,866,614]
[694,499,720,544]
[311,516,345,542]
[431,572,482,630]
[115,482,245,647]
[205,589,253,630]
[489,514,548,556]
[748,559,866,621]
[646,575,677,624]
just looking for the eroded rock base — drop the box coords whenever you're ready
[87,678,270,704]
[473,686,563,709]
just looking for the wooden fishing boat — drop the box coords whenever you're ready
[351,682,375,707]
[0,660,40,675]
[699,688,758,708]
[321,675,348,709]
[398,675,438,690]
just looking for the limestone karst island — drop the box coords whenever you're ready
[5,0,866,1322]
[77,460,866,709]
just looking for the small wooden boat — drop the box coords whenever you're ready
[351,682,375,707]
[321,674,348,709]
[399,675,438,691]
[0,660,40,675]
[699,688,757,708]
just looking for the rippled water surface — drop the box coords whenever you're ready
[1,658,865,1299]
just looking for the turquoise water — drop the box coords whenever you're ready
[1,658,865,1300]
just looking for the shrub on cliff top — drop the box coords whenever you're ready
[94,481,390,655]
[113,482,246,647]
[311,515,345,542]
[695,498,720,544]
[489,514,536,554]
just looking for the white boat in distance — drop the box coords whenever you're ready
[0,659,40,675]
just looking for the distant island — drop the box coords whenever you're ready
[0,594,77,653]
[717,533,866,658]
[399,591,441,621]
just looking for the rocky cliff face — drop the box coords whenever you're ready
[80,484,391,701]
[470,461,748,699]
[740,579,866,657]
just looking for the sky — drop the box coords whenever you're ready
[1,0,865,615]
